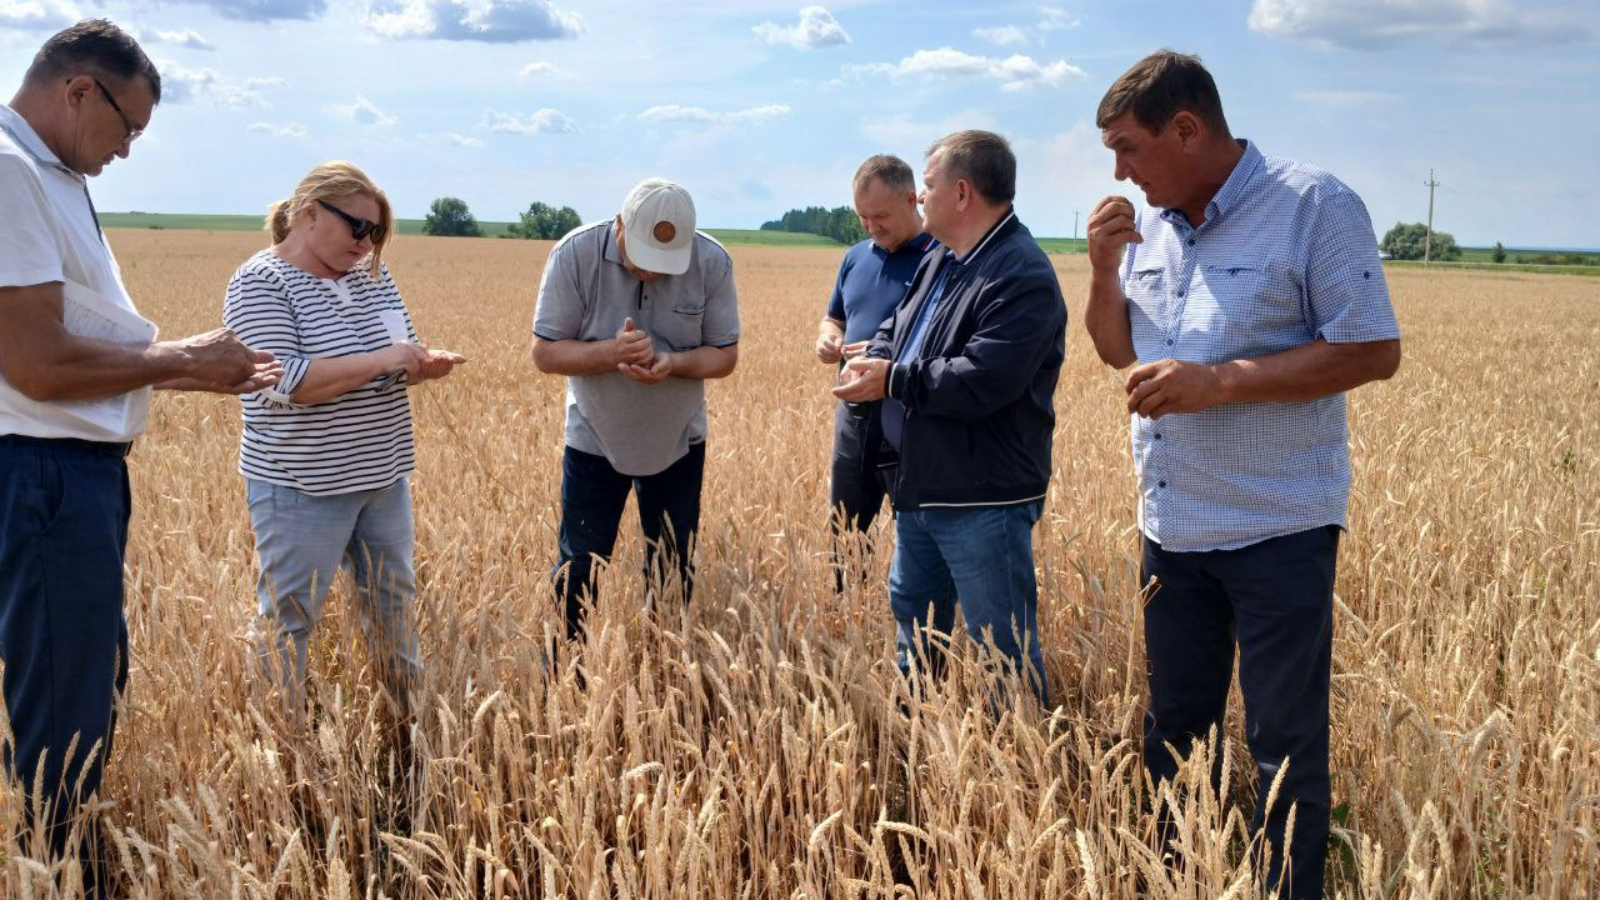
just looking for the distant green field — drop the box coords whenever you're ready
[704,229,842,247]
[1386,259,1600,277]
[1036,238,1087,255]
[102,211,520,237]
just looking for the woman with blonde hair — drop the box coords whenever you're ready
[223,160,464,714]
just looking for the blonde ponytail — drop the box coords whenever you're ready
[266,199,293,244]
[264,161,393,278]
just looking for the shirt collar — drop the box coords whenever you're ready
[1160,139,1261,230]
[0,104,75,178]
[876,231,935,258]
[602,222,625,267]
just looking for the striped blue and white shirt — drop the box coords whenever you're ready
[223,250,418,496]
[1122,140,1400,552]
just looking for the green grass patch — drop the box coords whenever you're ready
[101,211,520,237]
[1035,237,1087,255]
[1385,260,1600,277]
[706,229,844,247]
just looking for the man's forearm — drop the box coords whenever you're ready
[669,344,738,380]
[4,335,196,403]
[531,337,619,376]
[1215,338,1401,404]
[1085,270,1137,369]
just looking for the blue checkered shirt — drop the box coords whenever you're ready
[1122,140,1400,552]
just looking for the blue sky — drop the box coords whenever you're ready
[3,0,1596,247]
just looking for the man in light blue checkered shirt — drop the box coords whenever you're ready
[1084,51,1401,900]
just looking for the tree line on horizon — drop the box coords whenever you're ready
[760,206,868,246]
[424,197,582,240]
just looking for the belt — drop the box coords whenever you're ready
[0,434,134,458]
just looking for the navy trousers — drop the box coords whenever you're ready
[0,438,131,883]
[1141,525,1339,900]
[552,443,704,640]
[828,403,889,594]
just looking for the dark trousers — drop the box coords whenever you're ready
[0,439,131,890]
[828,403,889,594]
[551,443,704,640]
[1141,525,1339,900]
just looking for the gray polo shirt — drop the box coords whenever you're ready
[533,220,740,476]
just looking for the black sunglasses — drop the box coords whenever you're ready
[317,199,387,242]
[93,78,143,143]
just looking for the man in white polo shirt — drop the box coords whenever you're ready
[532,178,740,647]
[0,20,277,886]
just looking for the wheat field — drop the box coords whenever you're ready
[2,229,1596,899]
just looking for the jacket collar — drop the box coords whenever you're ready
[951,207,1018,267]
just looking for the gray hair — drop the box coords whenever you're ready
[925,130,1015,205]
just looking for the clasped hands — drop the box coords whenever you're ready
[612,317,675,385]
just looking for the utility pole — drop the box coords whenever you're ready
[1423,169,1439,265]
[1073,209,1081,242]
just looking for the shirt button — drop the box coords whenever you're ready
[1158,480,1168,488]
[1176,290,1185,298]
[1187,239,1196,247]
[1165,339,1174,346]
[1154,433,1162,440]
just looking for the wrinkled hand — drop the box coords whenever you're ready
[621,351,674,385]
[1087,195,1142,275]
[841,340,871,361]
[177,327,276,386]
[416,348,467,381]
[832,357,889,402]
[380,342,432,381]
[1125,358,1225,419]
[159,360,284,394]
[613,317,656,368]
[815,332,843,364]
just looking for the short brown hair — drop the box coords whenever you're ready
[25,19,162,103]
[853,154,914,195]
[1096,49,1227,136]
[925,130,1015,205]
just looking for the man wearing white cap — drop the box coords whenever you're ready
[532,178,740,642]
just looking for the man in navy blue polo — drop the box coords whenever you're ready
[1085,51,1401,900]
[814,154,934,594]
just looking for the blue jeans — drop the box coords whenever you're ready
[888,501,1048,706]
[0,438,130,884]
[1142,525,1340,900]
[246,477,421,708]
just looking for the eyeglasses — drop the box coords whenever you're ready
[317,199,387,243]
[92,78,143,144]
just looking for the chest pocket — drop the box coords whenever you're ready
[1124,266,1167,331]
[1195,263,1307,356]
[653,301,705,351]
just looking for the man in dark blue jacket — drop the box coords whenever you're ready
[834,129,1066,705]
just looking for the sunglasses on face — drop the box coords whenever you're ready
[317,199,387,242]
[93,78,143,143]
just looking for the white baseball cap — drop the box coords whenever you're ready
[620,178,696,276]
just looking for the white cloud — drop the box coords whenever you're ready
[639,104,791,125]
[1248,0,1594,49]
[247,121,308,138]
[753,6,850,49]
[143,28,216,50]
[331,95,398,128]
[851,48,1085,92]
[161,62,287,107]
[368,0,582,43]
[186,0,326,22]
[0,0,79,31]
[1037,6,1079,31]
[1296,90,1401,107]
[518,60,571,79]
[427,131,484,147]
[973,25,1029,46]
[481,107,576,134]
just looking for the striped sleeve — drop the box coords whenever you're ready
[224,263,310,408]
